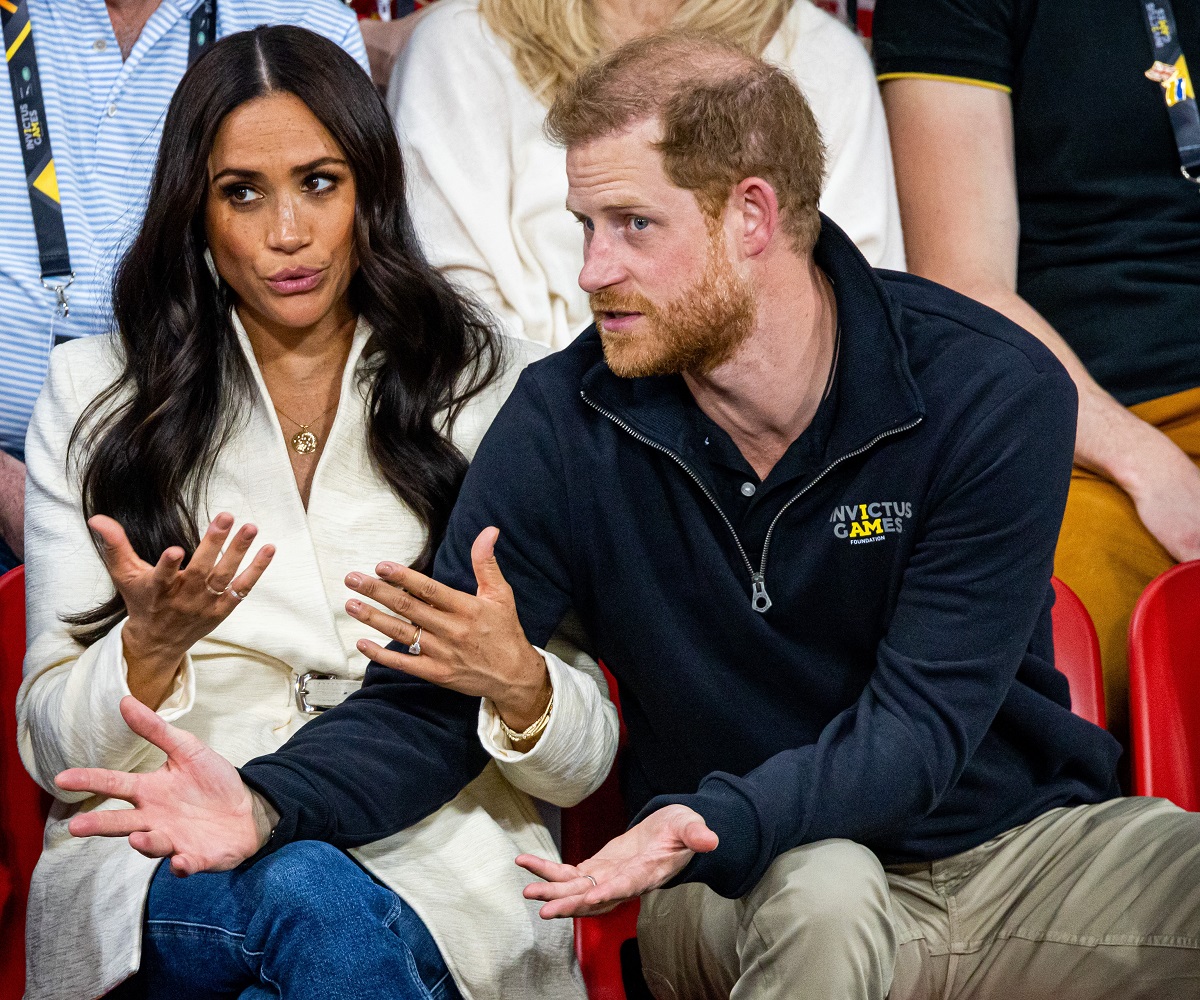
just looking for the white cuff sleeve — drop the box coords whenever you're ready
[18,619,196,798]
[114,620,195,722]
[477,645,619,808]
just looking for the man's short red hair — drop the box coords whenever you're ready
[545,31,826,253]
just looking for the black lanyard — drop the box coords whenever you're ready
[0,0,217,319]
[1141,0,1200,182]
[188,0,217,67]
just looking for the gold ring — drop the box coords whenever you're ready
[409,626,423,656]
[583,874,598,888]
[204,581,229,598]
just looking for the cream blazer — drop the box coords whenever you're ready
[18,318,616,1000]
[389,0,906,351]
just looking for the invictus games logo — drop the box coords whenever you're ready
[20,105,41,150]
[830,502,912,545]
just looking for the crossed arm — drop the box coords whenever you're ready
[55,352,1087,918]
[56,526,641,912]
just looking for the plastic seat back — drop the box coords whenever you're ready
[561,665,646,1000]
[1050,577,1106,728]
[1129,560,1200,810]
[0,566,43,1000]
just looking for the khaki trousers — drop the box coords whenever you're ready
[1054,384,1200,751]
[637,798,1200,1000]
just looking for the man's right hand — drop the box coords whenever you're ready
[56,696,271,876]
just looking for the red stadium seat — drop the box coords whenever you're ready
[0,566,47,1000]
[1129,560,1200,809]
[1050,576,1106,728]
[566,580,1106,999]
[561,664,647,1000]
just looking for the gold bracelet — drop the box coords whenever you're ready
[499,692,554,745]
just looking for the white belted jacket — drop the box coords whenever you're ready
[18,318,618,1000]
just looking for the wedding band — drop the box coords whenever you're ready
[204,581,229,597]
[409,626,422,656]
[583,874,598,888]
[230,587,248,601]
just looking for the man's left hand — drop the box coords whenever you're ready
[344,526,550,731]
[515,804,719,918]
[57,696,269,876]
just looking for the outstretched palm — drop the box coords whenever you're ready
[56,696,265,876]
[516,803,719,918]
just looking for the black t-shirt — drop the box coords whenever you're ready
[873,0,1200,406]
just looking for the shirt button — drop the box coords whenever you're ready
[740,481,757,497]
[92,39,107,51]
[106,103,117,117]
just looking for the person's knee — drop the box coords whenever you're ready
[244,841,385,924]
[749,839,894,951]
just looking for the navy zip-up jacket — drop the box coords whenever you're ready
[241,218,1121,898]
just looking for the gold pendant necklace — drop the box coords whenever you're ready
[274,400,338,455]
[291,427,319,455]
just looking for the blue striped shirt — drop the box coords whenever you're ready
[0,0,368,459]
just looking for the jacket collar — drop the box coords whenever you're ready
[579,215,925,464]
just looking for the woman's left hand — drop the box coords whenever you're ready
[344,526,551,731]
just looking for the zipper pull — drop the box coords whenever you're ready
[750,573,772,613]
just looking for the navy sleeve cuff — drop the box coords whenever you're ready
[238,760,327,858]
[634,777,769,899]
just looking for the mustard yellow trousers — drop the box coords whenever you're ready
[1054,385,1200,748]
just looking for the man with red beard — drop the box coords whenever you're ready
[59,30,1200,1000]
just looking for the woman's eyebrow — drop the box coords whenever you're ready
[289,156,349,175]
[209,157,349,186]
[210,166,263,185]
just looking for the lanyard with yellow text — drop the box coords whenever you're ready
[0,0,217,324]
[1142,0,1200,182]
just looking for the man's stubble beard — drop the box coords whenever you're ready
[592,222,756,379]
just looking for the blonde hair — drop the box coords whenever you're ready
[480,0,795,105]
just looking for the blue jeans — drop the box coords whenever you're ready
[133,841,461,1000]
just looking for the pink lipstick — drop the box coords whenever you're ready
[266,266,324,295]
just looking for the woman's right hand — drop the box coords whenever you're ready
[90,512,275,709]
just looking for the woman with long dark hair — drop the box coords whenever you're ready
[17,26,588,1000]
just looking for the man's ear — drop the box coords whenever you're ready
[733,177,780,258]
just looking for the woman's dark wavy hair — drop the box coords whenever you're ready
[66,26,504,644]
